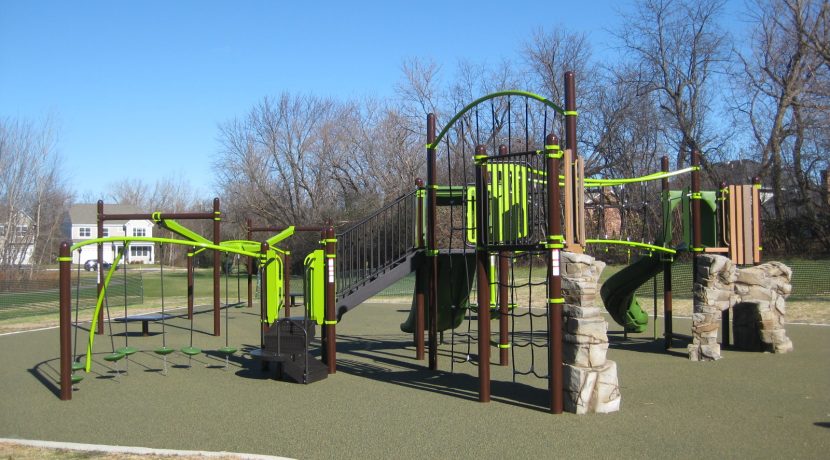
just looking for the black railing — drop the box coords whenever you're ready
[335,190,419,298]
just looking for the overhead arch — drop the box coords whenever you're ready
[428,90,565,150]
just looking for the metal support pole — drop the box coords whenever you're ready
[474,145,491,402]
[213,197,221,336]
[426,113,439,371]
[259,242,268,371]
[323,227,337,374]
[96,200,104,334]
[662,156,673,349]
[691,150,702,290]
[564,72,579,250]
[547,134,564,414]
[415,178,426,361]
[187,251,194,319]
[59,242,72,400]
[498,252,509,366]
[247,218,253,309]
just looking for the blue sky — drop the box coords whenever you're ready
[0,1,746,201]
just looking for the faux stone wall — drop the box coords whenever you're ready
[560,252,620,414]
[689,254,793,361]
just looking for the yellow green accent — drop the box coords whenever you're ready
[584,239,677,255]
[563,110,578,116]
[583,166,696,187]
[497,343,511,349]
[85,242,128,372]
[57,256,72,262]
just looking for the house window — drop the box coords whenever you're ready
[0,225,5,237]
[16,225,27,237]
[130,246,150,257]
[102,228,109,237]
[79,227,91,237]
[132,228,146,237]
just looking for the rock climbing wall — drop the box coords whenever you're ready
[560,252,620,414]
[689,254,793,361]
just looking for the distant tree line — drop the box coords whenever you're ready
[2,0,827,276]
[215,0,829,256]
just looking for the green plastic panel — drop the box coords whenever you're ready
[264,248,284,324]
[304,250,326,325]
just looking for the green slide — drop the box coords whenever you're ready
[600,254,667,333]
[400,252,476,333]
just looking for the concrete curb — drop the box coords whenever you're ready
[0,438,292,459]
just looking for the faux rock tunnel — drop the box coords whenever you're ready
[689,254,793,361]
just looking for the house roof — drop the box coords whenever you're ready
[68,204,148,226]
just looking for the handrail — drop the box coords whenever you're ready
[335,189,419,298]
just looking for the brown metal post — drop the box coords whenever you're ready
[474,145,491,402]
[247,218,253,309]
[426,113,439,371]
[691,150,702,288]
[662,156,673,349]
[59,242,72,400]
[414,178,426,361]
[323,227,337,374]
[187,250,194,319]
[497,144,509,366]
[564,72,579,252]
[212,198,221,336]
[547,134,564,414]
[96,200,104,334]
[498,253,509,366]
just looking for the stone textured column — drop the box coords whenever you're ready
[732,262,793,353]
[689,254,793,361]
[560,252,620,414]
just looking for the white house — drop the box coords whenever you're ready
[67,204,155,265]
[0,211,35,266]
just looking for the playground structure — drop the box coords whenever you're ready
[58,71,791,413]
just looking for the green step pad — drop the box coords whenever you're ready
[116,346,138,356]
[154,346,175,356]
[103,352,125,362]
[180,346,201,356]
[71,374,84,384]
[72,362,85,371]
[217,346,237,355]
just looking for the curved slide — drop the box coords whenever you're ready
[600,255,667,333]
[400,252,476,333]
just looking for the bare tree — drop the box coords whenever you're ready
[0,117,72,276]
[616,0,730,169]
[735,0,829,218]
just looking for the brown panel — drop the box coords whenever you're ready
[577,157,586,245]
[752,186,761,263]
[703,247,730,253]
[728,186,737,263]
[742,186,753,265]
[734,186,745,265]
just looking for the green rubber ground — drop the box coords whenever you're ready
[1,303,828,459]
